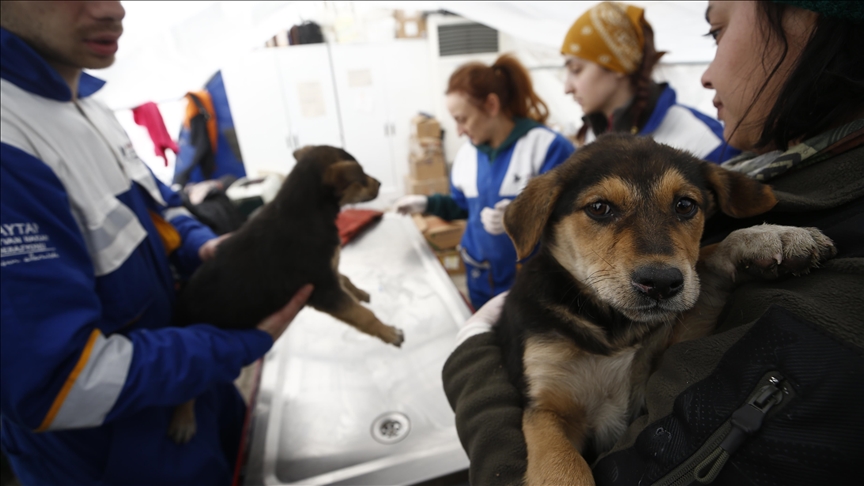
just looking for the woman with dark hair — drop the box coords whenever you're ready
[396,54,575,309]
[562,1,738,163]
[442,1,863,485]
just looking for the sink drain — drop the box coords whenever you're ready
[371,412,411,444]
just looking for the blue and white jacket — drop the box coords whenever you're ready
[0,28,271,485]
[584,84,738,163]
[427,119,574,305]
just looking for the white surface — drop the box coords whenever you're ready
[221,49,297,178]
[222,40,436,209]
[245,213,472,485]
[276,45,345,151]
[330,40,436,204]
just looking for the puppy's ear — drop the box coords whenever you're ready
[293,145,316,162]
[322,161,365,192]
[702,163,777,218]
[504,173,562,260]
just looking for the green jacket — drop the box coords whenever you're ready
[442,144,864,485]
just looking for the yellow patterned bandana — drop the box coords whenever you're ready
[561,2,646,75]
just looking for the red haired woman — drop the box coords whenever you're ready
[396,54,575,309]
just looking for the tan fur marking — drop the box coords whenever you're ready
[575,176,636,210]
[651,169,706,266]
[703,164,777,218]
[652,169,704,209]
[523,336,638,453]
[339,273,370,302]
[547,303,612,349]
[323,299,404,347]
[523,408,595,486]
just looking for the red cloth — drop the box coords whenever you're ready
[132,102,180,166]
[336,209,383,246]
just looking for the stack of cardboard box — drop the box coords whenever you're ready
[406,115,450,196]
[393,10,427,39]
[412,214,466,275]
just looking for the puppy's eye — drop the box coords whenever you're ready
[586,201,612,219]
[675,198,698,218]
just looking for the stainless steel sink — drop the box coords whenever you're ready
[244,214,471,485]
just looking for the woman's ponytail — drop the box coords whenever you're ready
[447,53,549,124]
[628,19,663,132]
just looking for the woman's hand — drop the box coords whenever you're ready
[394,195,428,215]
[256,284,314,342]
[480,199,512,235]
[455,290,508,348]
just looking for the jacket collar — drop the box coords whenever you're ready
[474,117,542,162]
[722,118,864,182]
[583,82,671,136]
[0,27,105,102]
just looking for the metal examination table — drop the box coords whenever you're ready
[243,213,471,485]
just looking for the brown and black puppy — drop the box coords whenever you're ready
[496,134,835,485]
[169,145,404,443]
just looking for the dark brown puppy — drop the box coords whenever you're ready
[169,145,404,443]
[496,134,835,485]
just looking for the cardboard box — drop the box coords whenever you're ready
[409,137,444,166]
[394,10,427,39]
[408,152,448,179]
[409,136,443,157]
[411,115,441,139]
[405,175,449,196]
[412,214,466,251]
[435,248,465,275]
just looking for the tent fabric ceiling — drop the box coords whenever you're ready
[438,1,714,62]
[93,1,713,110]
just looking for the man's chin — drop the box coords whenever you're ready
[83,55,116,70]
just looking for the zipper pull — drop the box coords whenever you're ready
[694,374,786,484]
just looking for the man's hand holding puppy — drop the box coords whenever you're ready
[256,284,315,342]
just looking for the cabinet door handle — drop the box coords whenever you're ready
[293,134,300,147]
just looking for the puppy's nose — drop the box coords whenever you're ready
[631,265,684,301]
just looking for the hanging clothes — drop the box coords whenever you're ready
[131,101,179,166]
[173,91,218,186]
[172,73,247,186]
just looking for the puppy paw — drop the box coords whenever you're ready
[712,224,836,281]
[382,326,405,348]
[354,288,371,303]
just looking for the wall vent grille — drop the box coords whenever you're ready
[437,23,498,57]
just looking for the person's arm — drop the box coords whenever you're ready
[0,144,280,431]
[426,192,469,221]
[149,174,218,274]
[441,293,528,486]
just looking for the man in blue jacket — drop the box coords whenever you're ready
[0,2,312,484]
